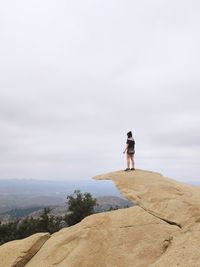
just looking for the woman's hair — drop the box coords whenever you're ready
[127,131,132,138]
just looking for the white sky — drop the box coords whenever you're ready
[0,0,200,182]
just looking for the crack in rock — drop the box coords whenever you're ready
[139,205,182,229]
[13,234,50,267]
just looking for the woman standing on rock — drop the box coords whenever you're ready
[123,131,135,171]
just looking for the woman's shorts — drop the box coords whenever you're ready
[127,151,135,156]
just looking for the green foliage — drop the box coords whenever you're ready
[0,208,63,245]
[108,205,119,211]
[0,221,19,245]
[38,208,62,233]
[65,190,96,226]
[0,190,97,245]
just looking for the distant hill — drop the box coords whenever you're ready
[0,178,122,197]
[0,196,133,223]
[0,178,125,215]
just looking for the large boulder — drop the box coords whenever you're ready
[1,169,200,267]
[25,206,179,267]
[94,169,200,229]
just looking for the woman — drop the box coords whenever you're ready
[123,131,135,171]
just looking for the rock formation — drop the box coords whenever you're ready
[0,233,50,267]
[0,169,200,267]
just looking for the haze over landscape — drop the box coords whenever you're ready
[1,3,200,266]
[0,0,200,183]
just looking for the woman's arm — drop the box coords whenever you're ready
[123,144,129,154]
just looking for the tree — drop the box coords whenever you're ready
[0,208,63,245]
[0,220,18,245]
[38,208,62,234]
[65,190,96,226]
[39,207,51,232]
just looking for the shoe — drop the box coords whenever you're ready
[130,168,135,171]
[124,168,130,171]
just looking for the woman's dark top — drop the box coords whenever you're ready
[126,137,135,154]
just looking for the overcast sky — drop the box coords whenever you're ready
[0,0,200,182]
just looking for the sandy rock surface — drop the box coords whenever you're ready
[0,233,50,267]
[25,206,178,267]
[94,169,200,229]
[1,169,200,267]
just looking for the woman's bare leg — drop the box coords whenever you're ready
[126,153,130,169]
[131,155,135,169]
